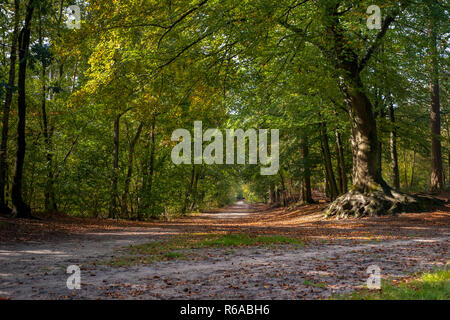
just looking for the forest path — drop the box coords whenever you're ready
[0,202,449,299]
[200,200,255,219]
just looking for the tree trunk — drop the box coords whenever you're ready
[138,116,155,220]
[0,0,20,214]
[327,75,419,218]
[279,170,287,207]
[109,115,121,219]
[319,122,338,200]
[38,7,57,213]
[324,3,439,217]
[190,170,200,212]
[429,4,443,192]
[300,134,313,203]
[374,91,384,174]
[410,151,416,188]
[389,102,400,189]
[11,0,35,218]
[335,131,347,194]
[121,122,143,217]
[182,165,195,215]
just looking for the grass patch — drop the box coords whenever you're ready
[108,233,304,267]
[333,269,450,300]
[303,279,327,289]
[196,234,303,247]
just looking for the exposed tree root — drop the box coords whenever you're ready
[325,188,446,219]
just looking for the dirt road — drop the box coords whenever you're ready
[0,202,448,299]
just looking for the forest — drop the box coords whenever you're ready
[0,0,448,220]
[0,0,448,302]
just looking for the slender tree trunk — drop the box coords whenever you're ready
[388,102,400,189]
[190,170,200,212]
[38,7,57,212]
[182,165,195,215]
[279,170,287,207]
[410,151,416,188]
[348,106,358,184]
[300,134,313,203]
[109,115,121,219]
[374,91,384,174]
[429,4,443,192]
[121,122,143,217]
[138,116,155,220]
[320,122,338,200]
[404,151,408,188]
[0,0,20,214]
[335,131,347,194]
[11,0,35,218]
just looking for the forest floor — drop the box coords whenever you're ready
[0,197,449,300]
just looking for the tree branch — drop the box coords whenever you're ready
[358,13,397,72]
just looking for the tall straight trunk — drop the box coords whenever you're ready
[300,134,313,203]
[348,107,358,184]
[404,151,408,188]
[182,165,195,215]
[109,115,121,219]
[12,0,35,218]
[138,116,155,220]
[320,122,338,200]
[335,131,347,194]
[121,122,143,217]
[38,7,57,212]
[429,3,443,192]
[374,91,384,174]
[279,170,287,207]
[410,151,416,188]
[0,0,20,213]
[190,170,200,212]
[388,102,400,189]
[268,184,273,204]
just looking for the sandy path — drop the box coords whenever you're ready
[0,202,448,300]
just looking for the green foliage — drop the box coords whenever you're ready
[0,0,448,217]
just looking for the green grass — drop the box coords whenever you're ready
[303,279,327,289]
[196,234,303,247]
[333,269,450,300]
[107,233,304,267]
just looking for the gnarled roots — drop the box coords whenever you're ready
[325,188,444,219]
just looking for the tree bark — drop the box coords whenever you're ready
[138,116,156,220]
[38,6,57,213]
[0,0,20,214]
[376,96,385,174]
[410,151,416,188]
[121,122,143,217]
[182,165,195,215]
[279,170,287,207]
[319,122,338,200]
[109,115,121,219]
[300,134,313,203]
[388,102,400,189]
[429,2,443,192]
[11,0,35,218]
[335,131,347,194]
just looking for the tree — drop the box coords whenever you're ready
[428,0,443,192]
[0,0,20,214]
[11,0,36,218]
